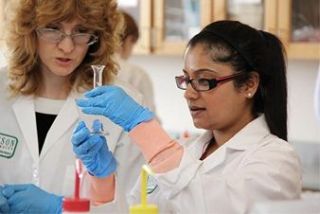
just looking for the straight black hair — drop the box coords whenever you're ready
[188,20,287,141]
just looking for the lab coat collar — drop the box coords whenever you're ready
[199,115,270,172]
[224,115,270,150]
[13,95,39,163]
[190,131,212,158]
[40,91,79,159]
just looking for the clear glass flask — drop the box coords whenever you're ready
[91,65,105,88]
[90,65,105,134]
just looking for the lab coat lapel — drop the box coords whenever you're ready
[12,95,39,162]
[40,92,79,159]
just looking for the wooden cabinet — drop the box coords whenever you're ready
[212,0,266,30]
[277,0,320,59]
[212,0,320,60]
[152,0,212,55]
[119,0,319,59]
[118,0,153,54]
[1,0,318,59]
[119,0,212,55]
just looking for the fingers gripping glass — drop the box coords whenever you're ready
[36,28,98,46]
[175,72,244,92]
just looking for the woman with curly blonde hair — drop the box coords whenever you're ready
[0,0,145,213]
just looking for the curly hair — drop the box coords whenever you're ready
[5,0,123,96]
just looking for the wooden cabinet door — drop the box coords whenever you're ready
[119,0,320,60]
[278,0,320,59]
[212,0,267,30]
[118,0,153,54]
[212,0,320,59]
[152,0,212,55]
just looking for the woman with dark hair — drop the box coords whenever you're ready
[0,0,144,213]
[74,20,302,213]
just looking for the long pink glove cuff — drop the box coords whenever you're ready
[89,174,115,205]
[129,119,183,173]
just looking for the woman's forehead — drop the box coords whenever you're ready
[35,2,88,26]
[184,45,216,68]
[184,46,235,75]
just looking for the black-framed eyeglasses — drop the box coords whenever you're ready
[36,27,98,46]
[175,72,245,92]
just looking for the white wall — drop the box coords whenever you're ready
[130,55,320,143]
[287,60,320,142]
[0,48,6,66]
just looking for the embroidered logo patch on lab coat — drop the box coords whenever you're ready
[0,132,18,159]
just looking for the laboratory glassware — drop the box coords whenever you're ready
[91,65,105,88]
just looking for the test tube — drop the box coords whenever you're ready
[91,65,105,88]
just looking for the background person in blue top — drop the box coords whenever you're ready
[0,0,144,213]
[74,20,302,213]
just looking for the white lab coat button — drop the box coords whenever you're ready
[32,165,40,185]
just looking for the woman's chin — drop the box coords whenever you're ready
[192,120,206,129]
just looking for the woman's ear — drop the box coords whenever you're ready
[243,72,259,98]
[120,35,136,60]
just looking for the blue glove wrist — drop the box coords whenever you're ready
[76,86,155,132]
[125,107,154,132]
[86,148,117,177]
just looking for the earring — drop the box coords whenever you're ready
[247,93,252,98]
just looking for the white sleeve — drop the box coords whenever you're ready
[149,142,301,214]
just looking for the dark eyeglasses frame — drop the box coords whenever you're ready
[36,27,98,46]
[175,72,245,92]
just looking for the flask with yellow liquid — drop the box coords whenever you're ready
[129,165,158,214]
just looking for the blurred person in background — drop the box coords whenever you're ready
[116,10,157,113]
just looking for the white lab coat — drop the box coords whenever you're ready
[117,57,156,113]
[129,116,302,214]
[0,69,145,213]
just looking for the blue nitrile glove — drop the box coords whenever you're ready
[76,85,154,132]
[71,120,117,177]
[2,184,63,214]
[0,186,9,214]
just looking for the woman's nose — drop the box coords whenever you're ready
[184,84,199,100]
[57,36,75,53]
